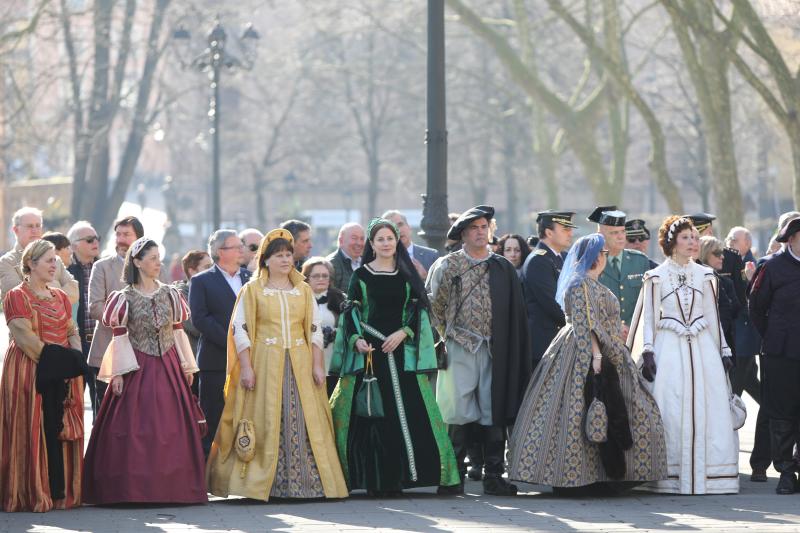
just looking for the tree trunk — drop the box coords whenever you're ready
[97,0,170,234]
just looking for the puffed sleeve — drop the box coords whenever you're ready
[4,288,43,361]
[97,291,140,382]
[4,286,32,322]
[168,286,199,374]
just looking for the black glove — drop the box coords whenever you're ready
[641,350,657,382]
[722,356,734,373]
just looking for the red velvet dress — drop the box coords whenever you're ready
[0,284,83,512]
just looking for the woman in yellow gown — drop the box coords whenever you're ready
[206,229,347,500]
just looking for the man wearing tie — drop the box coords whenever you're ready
[591,206,650,332]
[189,229,252,456]
[521,210,576,368]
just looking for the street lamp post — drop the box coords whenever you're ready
[173,18,259,231]
[419,0,450,253]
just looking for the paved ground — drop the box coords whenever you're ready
[2,317,800,532]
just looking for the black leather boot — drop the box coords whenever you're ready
[466,423,484,481]
[770,419,797,495]
[482,425,517,496]
[438,424,470,495]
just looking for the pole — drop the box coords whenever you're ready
[209,20,225,230]
[211,59,221,229]
[420,0,449,253]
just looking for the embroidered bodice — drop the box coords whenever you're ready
[123,285,176,355]
[638,259,731,357]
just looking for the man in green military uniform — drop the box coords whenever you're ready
[589,206,651,330]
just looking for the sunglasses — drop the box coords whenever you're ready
[77,236,100,244]
[711,250,724,258]
[601,249,610,256]
[627,237,646,243]
[243,242,259,252]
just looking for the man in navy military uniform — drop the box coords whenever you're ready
[591,206,650,330]
[521,210,577,367]
[625,219,658,269]
[748,217,800,494]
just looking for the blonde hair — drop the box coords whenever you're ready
[698,236,724,266]
[21,239,55,275]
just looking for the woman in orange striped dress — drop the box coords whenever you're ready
[0,240,84,512]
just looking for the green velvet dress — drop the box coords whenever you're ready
[329,265,460,491]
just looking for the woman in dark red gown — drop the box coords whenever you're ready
[82,238,207,504]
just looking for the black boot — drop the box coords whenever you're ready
[482,425,517,496]
[438,424,470,495]
[466,423,484,481]
[770,419,797,495]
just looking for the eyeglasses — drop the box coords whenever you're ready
[77,236,100,244]
[219,244,244,251]
[20,223,43,230]
[308,273,330,280]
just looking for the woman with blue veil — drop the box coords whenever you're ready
[507,233,667,493]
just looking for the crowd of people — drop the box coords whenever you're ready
[0,202,798,512]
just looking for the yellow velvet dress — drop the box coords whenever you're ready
[206,271,348,500]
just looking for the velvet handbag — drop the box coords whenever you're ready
[355,349,384,418]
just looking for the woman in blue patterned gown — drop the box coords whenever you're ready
[507,233,667,492]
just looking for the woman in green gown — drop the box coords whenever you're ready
[330,218,460,496]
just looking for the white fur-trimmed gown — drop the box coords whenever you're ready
[627,259,739,494]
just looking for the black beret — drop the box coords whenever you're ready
[447,205,495,241]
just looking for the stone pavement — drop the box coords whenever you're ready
[2,317,800,532]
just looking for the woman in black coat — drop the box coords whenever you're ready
[698,236,741,362]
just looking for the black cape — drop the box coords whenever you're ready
[488,254,532,426]
[36,344,90,499]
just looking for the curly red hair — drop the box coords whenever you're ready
[658,215,695,257]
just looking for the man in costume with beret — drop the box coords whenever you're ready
[748,217,800,494]
[625,219,658,269]
[522,210,576,367]
[427,205,531,496]
[591,206,650,329]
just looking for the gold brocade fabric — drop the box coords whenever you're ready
[206,271,348,501]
